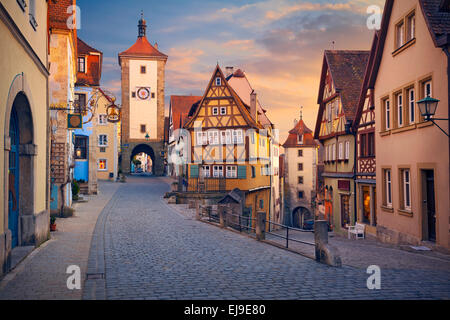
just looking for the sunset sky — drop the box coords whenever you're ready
[77,0,385,143]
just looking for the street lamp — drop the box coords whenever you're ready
[145,133,150,140]
[417,96,449,137]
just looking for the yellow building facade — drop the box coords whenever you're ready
[0,0,50,276]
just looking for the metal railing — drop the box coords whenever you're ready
[186,177,227,193]
[266,220,314,249]
[227,212,256,235]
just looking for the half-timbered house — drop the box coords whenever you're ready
[352,33,380,236]
[314,50,370,233]
[183,65,273,225]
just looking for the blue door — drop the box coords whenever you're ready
[9,110,19,248]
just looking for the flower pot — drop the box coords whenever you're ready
[50,223,57,232]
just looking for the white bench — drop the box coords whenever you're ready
[348,222,365,239]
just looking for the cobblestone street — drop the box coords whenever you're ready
[1,176,449,300]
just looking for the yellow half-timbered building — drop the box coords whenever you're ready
[183,65,273,225]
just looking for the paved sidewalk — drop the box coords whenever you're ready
[0,181,120,300]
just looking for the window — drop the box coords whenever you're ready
[233,129,243,144]
[140,66,146,74]
[384,169,392,207]
[338,142,343,160]
[212,107,218,115]
[408,88,415,124]
[297,134,303,144]
[384,99,391,130]
[201,165,210,178]
[368,133,374,156]
[423,80,432,98]
[334,101,339,118]
[251,166,256,178]
[207,130,219,145]
[29,0,38,30]
[298,149,303,157]
[17,0,27,11]
[74,136,88,160]
[98,134,108,147]
[332,143,336,161]
[140,124,146,133]
[74,93,86,113]
[98,159,107,171]
[215,77,221,86]
[298,163,303,171]
[298,191,304,199]
[259,199,264,209]
[99,114,107,125]
[397,93,403,127]
[261,164,270,176]
[327,103,332,122]
[220,107,226,115]
[100,147,106,153]
[213,165,224,178]
[132,91,136,98]
[345,141,350,160]
[226,166,237,178]
[196,131,208,145]
[77,57,86,73]
[224,130,232,144]
[325,146,328,162]
[396,21,405,49]
[401,169,411,210]
[151,92,155,99]
[407,12,415,42]
[298,176,304,184]
[360,134,366,157]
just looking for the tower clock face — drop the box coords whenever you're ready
[137,87,150,100]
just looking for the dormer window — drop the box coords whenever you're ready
[77,57,86,73]
[215,77,221,86]
[297,134,303,144]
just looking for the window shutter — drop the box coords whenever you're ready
[237,166,247,179]
[190,165,199,178]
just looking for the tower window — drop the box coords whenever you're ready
[151,92,155,99]
[141,66,146,74]
[132,91,136,98]
[140,124,146,133]
[78,57,86,73]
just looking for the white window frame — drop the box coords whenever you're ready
[332,143,336,161]
[396,21,405,48]
[345,141,350,160]
[398,93,403,127]
[220,106,227,115]
[215,77,221,86]
[408,88,415,124]
[402,169,411,211]
[29,0,38,30]
[212,107,219,115]
[98,134,108,147]
[98,159,107,171]
[202,165,210,178]
[424,80,432,97]
[226,165,237,178]
[338,142,343,160]
[98,114,108,125]
[78,56,86,73]
[385,99,391,130]
[213,165,224,178]
[385,169,392,207]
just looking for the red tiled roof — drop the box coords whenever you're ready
[77,37,101,55]
[420,0,450,46]
[119,36,167,59]
[283,119,318,148]
[170,95,202,130]
[324,50,370,121]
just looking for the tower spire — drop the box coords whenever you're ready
[138,11,147,38]
[300,106,303,121]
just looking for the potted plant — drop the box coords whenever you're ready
[72,179,80,201]
[50,216,57,231]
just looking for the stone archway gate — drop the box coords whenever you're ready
[121,141,165,176]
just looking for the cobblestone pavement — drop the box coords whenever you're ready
[85,176,449,300]
[0,182,120,300]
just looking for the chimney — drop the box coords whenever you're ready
[225,66,234,78]
[294,118,298,126]
[250,90,257,122]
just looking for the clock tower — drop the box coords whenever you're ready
[118,13,168,175]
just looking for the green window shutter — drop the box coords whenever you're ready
[190,165,199,178]
[237,166,247,179]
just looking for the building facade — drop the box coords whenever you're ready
[0,0,50,276]
[372,0,449,249]
[283,116,319,228]
[315,50,369,233]
[119,14,167,175]
[48,0,77,213]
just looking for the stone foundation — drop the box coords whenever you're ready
[20,210,50,246]
[376,225,422,246]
